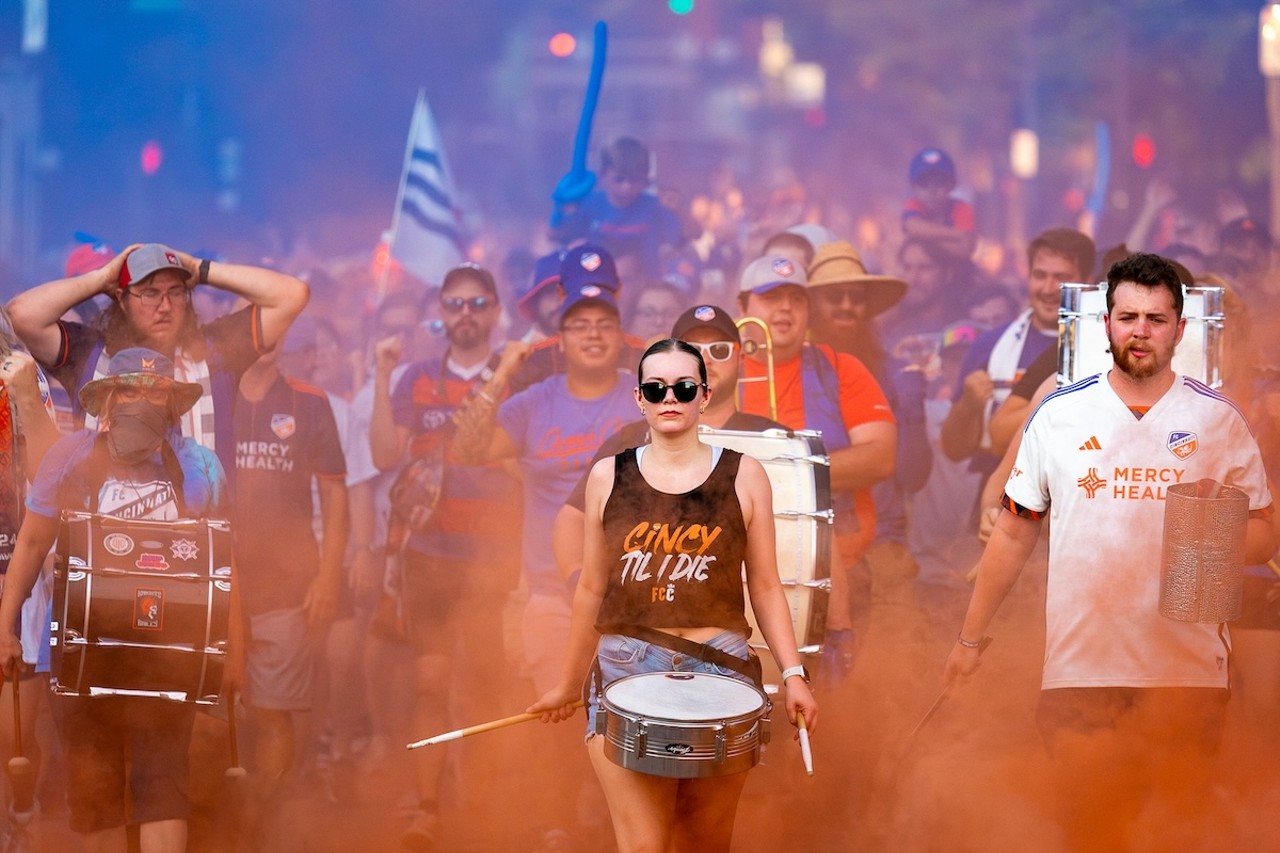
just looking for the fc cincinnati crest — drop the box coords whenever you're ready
[579,284,602,299]
[694,306,716,322]
[772,258,794,277]
[271,414,296,440]
[579,252,602,272]
[1168,431,1198,460]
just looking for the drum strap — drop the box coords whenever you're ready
[609,624,762,687]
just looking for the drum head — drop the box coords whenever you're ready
[603,672,764,721]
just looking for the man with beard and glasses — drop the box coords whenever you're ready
[0,348,227,853]
[943,253,1277,850]
[369,264,523,850]
[6,243,309,483]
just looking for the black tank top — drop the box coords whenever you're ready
[594,447,750,634]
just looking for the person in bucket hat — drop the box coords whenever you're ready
[0,343,227,850]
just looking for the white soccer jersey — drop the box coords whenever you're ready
[1006,372,1271,689]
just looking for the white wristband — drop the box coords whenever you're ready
[781,665,807,683]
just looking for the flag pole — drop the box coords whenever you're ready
[378,88,426,305]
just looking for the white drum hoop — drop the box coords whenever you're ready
[1058,282,1224,389]
[598,671,771,778]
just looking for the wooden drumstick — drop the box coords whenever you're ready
[225,687,246,781]
[7,667,35,815]
[796,710,813,777]
[407,700,585,750]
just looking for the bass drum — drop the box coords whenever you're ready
[698,427,832,685]
[52,512,233,705]
[1058,282,1224,388]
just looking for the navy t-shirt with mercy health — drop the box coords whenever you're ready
[233,375,345,616]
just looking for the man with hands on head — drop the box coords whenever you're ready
[5,242,309,479]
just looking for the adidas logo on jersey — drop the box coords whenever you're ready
[1078,436,1102,451]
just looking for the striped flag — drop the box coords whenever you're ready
[386,90,464,288]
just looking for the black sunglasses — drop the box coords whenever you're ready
[440,295,494,313]
[638,380,705,404]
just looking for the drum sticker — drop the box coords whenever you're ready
[102,533,134,556]
[170,539,199,562]
[1168,431,1198,460]
[136,553,170,572]
[664,744,693,756]
[271,414,296,440]
[134,589,164,630]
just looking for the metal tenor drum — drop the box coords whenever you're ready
[698,427,833,672]
[598,672,771,778]
[1058,282,1224,388]
[52,512,233,705]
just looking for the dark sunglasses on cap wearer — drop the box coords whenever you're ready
[440,295,495,314]
[638,380,705,404]
[686,341,737,363]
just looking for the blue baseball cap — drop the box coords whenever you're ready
[560,243,621,294]
[515,251,563,319]
[908,147,957,185]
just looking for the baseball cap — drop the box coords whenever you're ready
[559,283,620,324]
[560,243,621,294]
[516,251,563,319]
[119,244,190,290]
[66,243,117,278]
[908,148,957,186]
[739,255,807,295]
[671,304,740,343]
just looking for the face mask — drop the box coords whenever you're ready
[107,400,170,465]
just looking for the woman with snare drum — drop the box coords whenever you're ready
[529,338,818,853]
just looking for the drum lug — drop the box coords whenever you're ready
[636,721,648,757]
[715,724,726,763]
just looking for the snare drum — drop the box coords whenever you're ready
[51,511,233,704]
[1058,282,1224,388]
[597,672,771,778]
[698,428,832,669]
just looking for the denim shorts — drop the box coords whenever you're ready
[585,631,753,740]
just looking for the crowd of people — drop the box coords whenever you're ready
[0,134,1276,853]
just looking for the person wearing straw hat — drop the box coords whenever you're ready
[943,254,1276,849]
[736,254,897,675]
[806,241,931,676]
[0,347,228,853]
[6,242,308,482]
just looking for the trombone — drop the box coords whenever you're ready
[734,316,777,422]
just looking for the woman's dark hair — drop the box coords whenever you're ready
[637,338,707,386]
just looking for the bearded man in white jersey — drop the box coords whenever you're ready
[943,253,1278,850]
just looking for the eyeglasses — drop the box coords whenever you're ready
[638,380,705,404]
[115,385,171,405]
[688,341,737,363]
[440,295,494,314]
[127,286,191,308]
[562,319,620,336]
